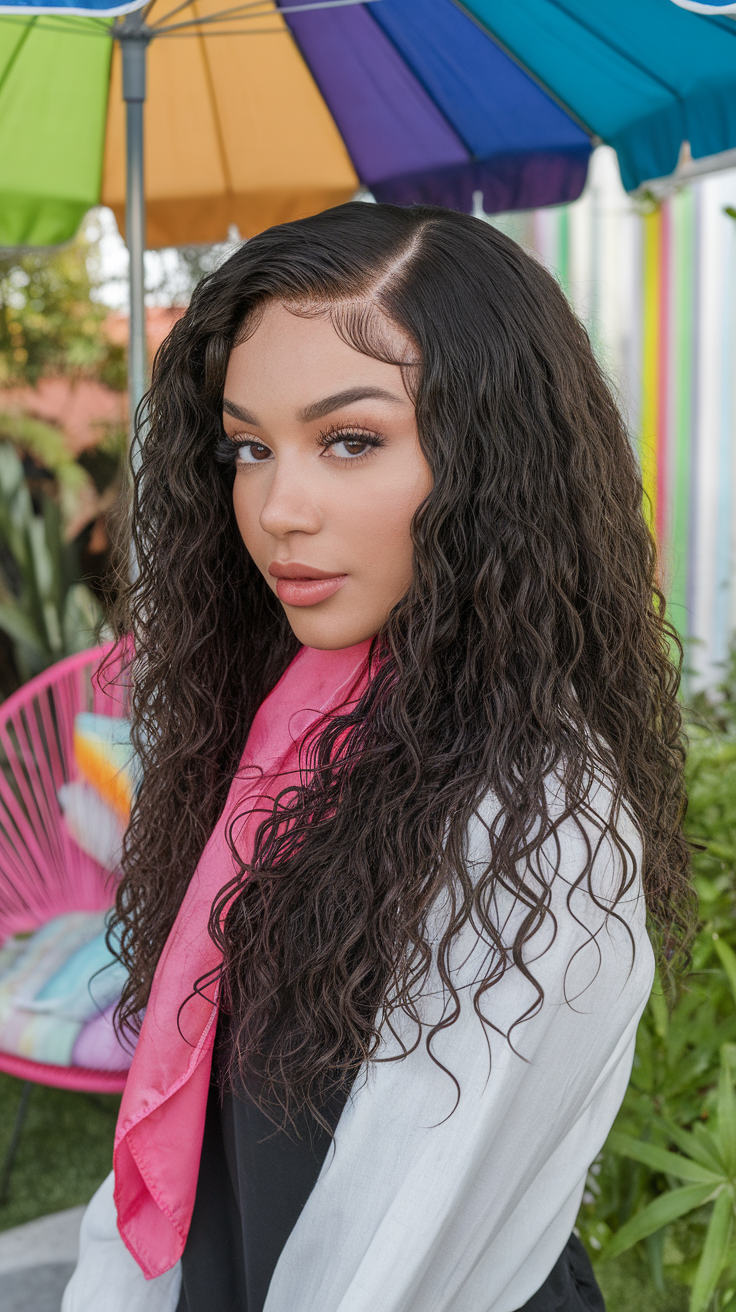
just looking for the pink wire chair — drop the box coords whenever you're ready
[0,640,130,1093]
[0,643,131,1197]
[0,642,129,1201]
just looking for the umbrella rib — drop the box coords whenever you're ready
[194,0,235,196]
[544,0,683,102]
[265,0,382,9]
[154,23,284,31]
[449,0,596,140]
[0,13,35,98]
[151,0,380,33]
[154,8,277,29]
[152,0,274,22]
[147,0,201,26]
[0,13,111,34]
[153,22,282,30]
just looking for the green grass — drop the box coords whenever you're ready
[0,1071,118,1231]
[0,1073,694,1311]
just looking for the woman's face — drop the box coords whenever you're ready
[223,302,432,650]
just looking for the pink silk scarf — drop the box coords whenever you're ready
[113,640,372,1280]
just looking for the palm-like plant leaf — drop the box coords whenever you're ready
[607,1132,724,1185]
[0,443,104,678]
[715,937,736,1012]
[602,1183,718,1262]
[689,1187,734,1312]
[0,602,45,652]
[665,1122,727,1176]
[716,1063,736,1178]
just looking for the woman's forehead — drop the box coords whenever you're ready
[224,305,416,420]
[236,299,418,366]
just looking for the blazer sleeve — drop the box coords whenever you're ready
[61,1171,181,1312]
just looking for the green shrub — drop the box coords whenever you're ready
[579,650,736,1311]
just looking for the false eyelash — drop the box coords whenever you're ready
[317,425,386,452]
[214,433,254,466]
[214,425,386,468]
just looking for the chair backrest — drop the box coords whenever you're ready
[0,643,128,943]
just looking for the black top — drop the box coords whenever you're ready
[176,1037,349,1312]
[177,1043,605,1312]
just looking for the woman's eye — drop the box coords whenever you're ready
[320,430,384,461]
[330,437,372,458]
[236,442,273,464]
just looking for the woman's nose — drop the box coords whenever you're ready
[258,464,322,539]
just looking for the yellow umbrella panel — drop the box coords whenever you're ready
[102,1,358,248]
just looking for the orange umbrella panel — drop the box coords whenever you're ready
[101,2,358,247]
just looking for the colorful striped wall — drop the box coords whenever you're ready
[485,150,736,689]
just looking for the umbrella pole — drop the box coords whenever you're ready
[118,16,150,466]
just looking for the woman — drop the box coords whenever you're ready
[64,202,690,1312]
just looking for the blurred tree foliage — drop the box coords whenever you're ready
[143,241,228,307]
[0,220,126,391]
[579,648,736,1311]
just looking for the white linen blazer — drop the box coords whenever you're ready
[64,778,654,1312]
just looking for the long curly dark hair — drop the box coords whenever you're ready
[110,202,691,1125]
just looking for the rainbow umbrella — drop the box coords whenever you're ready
[1,0,735,426]
[0,0,605,253]
[4,0,736,249]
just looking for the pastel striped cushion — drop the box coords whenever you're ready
[73,713,138,820]
[0,912,135,1069]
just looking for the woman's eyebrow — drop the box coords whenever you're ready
[222,385,406,428]
[297,386,405,423]
[223,398,258,423]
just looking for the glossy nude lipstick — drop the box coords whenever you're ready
[268,562,348,607]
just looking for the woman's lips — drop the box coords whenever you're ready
[274,575,348,607]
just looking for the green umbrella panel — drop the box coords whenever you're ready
[0,18,111,246]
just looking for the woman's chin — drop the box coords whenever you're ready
[280,599,380,651]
